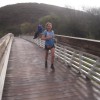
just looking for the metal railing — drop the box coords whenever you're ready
[33,38,100,84]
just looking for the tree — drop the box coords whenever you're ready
[85,8,100,39]
[20,22,34,34]
[5,25,21,36]
[39,14,60,33]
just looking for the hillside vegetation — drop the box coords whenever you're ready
[0,3,100,40]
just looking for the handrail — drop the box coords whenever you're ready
[55,34,100,42]
[55,34,100,57]
[0,33,14,100]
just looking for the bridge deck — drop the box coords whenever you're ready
[2,38,99,100]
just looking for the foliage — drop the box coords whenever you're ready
[0,31,4,38]
[20,22,34,34]
[39,14,60,33]
[0,3,100,40]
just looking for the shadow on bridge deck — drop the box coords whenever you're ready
[2,37,100,100]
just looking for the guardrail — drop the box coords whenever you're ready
[55,34,100,57]
[0,33,14,100]
[21,35,100,89]
[34,38,100,90]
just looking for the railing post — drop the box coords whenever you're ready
[64,46,67,65]
[69,50,75,67]
[79,51,83,74]
[87,59,99,79]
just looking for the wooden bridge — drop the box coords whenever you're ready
[0,33,100,100]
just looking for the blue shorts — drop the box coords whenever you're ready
[45,45,55,50]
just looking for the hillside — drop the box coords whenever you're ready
[0,3,100,40]
[0,3,83,31]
